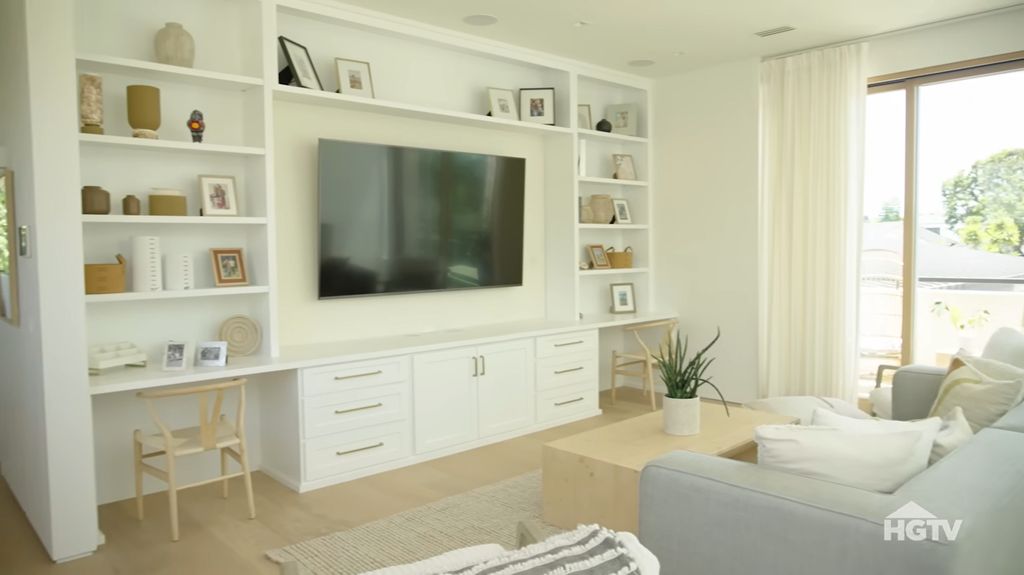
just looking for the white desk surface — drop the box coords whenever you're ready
[88,311,678,396]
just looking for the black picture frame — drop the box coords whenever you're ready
[278,36,323,90]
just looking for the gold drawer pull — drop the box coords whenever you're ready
[336,442,384,456]
[555,397,584,407]
[554,340,584,347]
[334,402,383,415]
[334,369,383,381]
[554,366,584,375]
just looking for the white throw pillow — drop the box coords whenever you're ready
[744,396,869,424]
[931,406,973,465]
[929,354,1024,432]
[755,425,925,493]
[868,386,893,419]
[810,407,967,465]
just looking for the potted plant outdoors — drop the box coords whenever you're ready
[655,328,729,436]
[930,301,991,353]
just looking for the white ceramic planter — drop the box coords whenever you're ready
[663,396,701,436]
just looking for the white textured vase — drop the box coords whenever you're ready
[131,236,163,292]
[163,253,194,291]
[155,22,195,68]
[663,396,701,436]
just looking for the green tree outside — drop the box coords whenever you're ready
[942,148,1024,256]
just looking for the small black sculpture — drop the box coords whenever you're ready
[595,118,612,133]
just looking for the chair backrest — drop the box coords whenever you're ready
[137,378,247,450]
[625,319,679,358]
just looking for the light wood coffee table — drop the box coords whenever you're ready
[542,401,796,533]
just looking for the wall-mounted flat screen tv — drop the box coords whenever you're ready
[318,139,526,298]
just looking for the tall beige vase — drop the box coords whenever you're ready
[154,22,195,68]
[126,85,161,139]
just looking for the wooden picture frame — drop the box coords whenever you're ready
[199,175,238,216]
[577,104,592,130]
[278,36,323,90]
[586,244,611,269]
[210,248,249,287]
[335,58,375,98]
[520,87,556,126]
[488,87,518,121]
[162,341,189,371]
[195,341,228,367]
[610,283,637,314]
[612,199,632,224]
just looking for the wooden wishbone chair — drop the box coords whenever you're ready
[610,319,679,411]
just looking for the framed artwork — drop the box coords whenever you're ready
[610,283,637,314]
[162,341,189,371]
[520,87,556,125]
[577,104,592,130]
[199,175,238,216]
[195,341,228,367]
[278,36,323,90]
[487,88,518,121]
[210,248,249,287]
[335,58,375,98]
[612,199,632,224]
[612,154,638,180]
[586,244,611,269]
[606,103,639,136]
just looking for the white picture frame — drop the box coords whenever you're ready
[520,87,556,126]
[610,283,637,314]
[487,87,518,121]
[577,104,592,130]
[335,58,375,98]
[612,199,632,224]
[195,341,228,367]
[612,154,638,181]
[199,175,238,216]
[606,103,639,136]
[162,340,189,371]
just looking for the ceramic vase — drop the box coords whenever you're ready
[127,85,161,139]
[154,22,195,68]
[595,118,612,133]
[663,396,701,436]
[79,74,104,134]
[131,236,163,292]
[122,195,141,215]
[589,194,615,224]
[81,186,110,215]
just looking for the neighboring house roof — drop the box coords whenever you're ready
[862,222,1024,281]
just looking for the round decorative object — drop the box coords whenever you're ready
[595,118,612,133]
[589,194,615,224]
[219,315,262,357]
[155,22,195,68]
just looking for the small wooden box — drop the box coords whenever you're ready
[606,247,633,269]
[85,254,126,294]
[149,194,187,216]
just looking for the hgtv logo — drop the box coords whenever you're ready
[884,502,962,542]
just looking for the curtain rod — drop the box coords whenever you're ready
[763,3,1024,61]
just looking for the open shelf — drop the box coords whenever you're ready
[578,176,649,187]
[274,85,574,137]
[85,286,270,303]
[76,54,263,91]
[82,215,268,225]
[577,129,649,144]
[578,267,650,276]
[577,224,649,230]
[79,134,266,156]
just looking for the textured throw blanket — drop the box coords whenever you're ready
[442,525,641,575]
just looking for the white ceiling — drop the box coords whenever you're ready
[335,0,1022,76]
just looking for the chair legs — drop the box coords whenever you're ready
[238,440,256,520]
[644,361,657,412]
[609,352,619,405]
[220,448,230,499]
[166,453,179,542]
[133,431,144,520]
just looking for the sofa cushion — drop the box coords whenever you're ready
[991,402,1024,433]
[744,396,869,424]
[982,327,1024,368]
[929,354,1024,432]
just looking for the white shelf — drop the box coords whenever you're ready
[578,267,650,276]
[85,286,270,303]
[274,85,574,137]
[79,134,266,156]
[578,176,649,187]
[82,215,268,225]
[577,129,649,144]
[578,224,649,230]
[76,54,263,91]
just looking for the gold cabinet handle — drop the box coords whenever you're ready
[336,442,384,456]
[334,369,383,381]
[554,366,584,375]
[554,340,584,347]
[334,402,383,415]
[555,397,584,407]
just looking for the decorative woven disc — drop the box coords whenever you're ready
[219,315,262,357]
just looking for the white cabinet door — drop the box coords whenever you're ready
[413,346,478,454]
[477,339,535,438]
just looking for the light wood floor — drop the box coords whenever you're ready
[0,389,654,574]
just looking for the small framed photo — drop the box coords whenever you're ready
[612,199,632,224]
[195,341,228,368]
[279,36,323,90]
[577,104,592,130]
[586,244,611,270]
[610,283,637,314]
[612,154,638,181]
[606,103,639,136]
[199,175,238,216]
[520,88,556,126]
[488,88,518,121]
[210,248,249,287]
[335,58,374,98]
[162,341,189,371]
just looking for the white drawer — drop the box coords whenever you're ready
[302,383,409,439]
[537,383,598,423]
[303,422,411,481]
[302,356,409,396]
[536,330,598,359]
[536,352,598,391]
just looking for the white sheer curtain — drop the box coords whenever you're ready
[759,44,867,401]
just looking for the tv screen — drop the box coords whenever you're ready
[318,139,526,298]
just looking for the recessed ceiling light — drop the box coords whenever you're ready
[573,20,591,28]
[463,14,498,26]
[628,59,655,68]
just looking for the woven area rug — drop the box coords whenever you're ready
[265,470,562,575]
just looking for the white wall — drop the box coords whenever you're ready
[274,103,549,347]
[653,7,1024,402]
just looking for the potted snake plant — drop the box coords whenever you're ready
[655,328,729,436]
